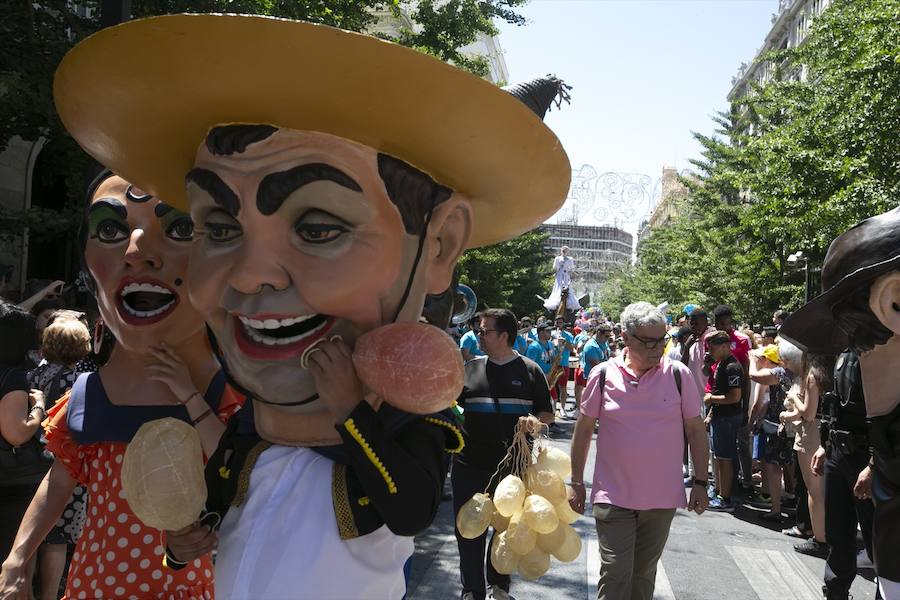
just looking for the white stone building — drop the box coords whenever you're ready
[728,0,832,102]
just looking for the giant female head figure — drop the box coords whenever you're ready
[80,172,207,354]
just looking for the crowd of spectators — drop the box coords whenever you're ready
[452,300,880,600]
[0,284,94,600]
[1,273,882,600]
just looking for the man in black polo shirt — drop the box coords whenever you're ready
[453,308,554,600]
[704,330,745,512]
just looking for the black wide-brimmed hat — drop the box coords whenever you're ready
[780,207,900,354]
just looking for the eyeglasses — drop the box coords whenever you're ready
[628,333,670,349]
[475,328,501,336]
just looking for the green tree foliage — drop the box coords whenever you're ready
[0,0,526,235]
[398,0,527,77]
[457,229,553,320]
[600,0,900,324]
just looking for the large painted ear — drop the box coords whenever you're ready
[868,271,900,336]
[424,193,472,295]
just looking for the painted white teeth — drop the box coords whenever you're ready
[120,298,175,318]
[240,317,327,346]
[120,282,173,297]
[237,314,318,330]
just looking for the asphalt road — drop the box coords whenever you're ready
[407,411,879,600]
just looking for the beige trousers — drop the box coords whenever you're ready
[592,503,676,600]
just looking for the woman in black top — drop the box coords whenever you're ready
[0,299,51,561]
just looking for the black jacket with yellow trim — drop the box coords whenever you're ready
[202,399,463,541]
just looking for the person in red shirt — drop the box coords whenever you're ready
[713,306,751,367]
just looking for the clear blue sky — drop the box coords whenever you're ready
[497,0,777,231]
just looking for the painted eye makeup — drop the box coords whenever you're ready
[88,202,129,244]
[294,209,350,245]
[156,203,194,242]
[202,210,242,243]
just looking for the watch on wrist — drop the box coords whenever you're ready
[691,478,708,488]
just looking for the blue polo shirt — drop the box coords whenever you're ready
[574,331,589,350]
[513,334,529,355]
[526,340,554,375]
[459,330,484,358]
[556,330,575,365]
[580,338,610,374]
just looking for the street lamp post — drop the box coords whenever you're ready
[787,251,810,302]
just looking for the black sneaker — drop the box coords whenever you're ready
[794,539,828,558]
[760,511,783,523]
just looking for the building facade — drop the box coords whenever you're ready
[637,166,688,242]
[541,223,633,300]
[369,7,508,84]
[728,0,832,102]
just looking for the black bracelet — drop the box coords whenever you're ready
[691,478,708,487]
[191,407,214,426]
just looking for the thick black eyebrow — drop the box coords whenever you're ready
[256,163,362,216]
[185,168,240,216]
[88,198,127,219]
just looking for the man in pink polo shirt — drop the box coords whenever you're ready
[569,302,709,600]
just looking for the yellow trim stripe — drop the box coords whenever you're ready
[423,417,465,454]
[344,418,398,494]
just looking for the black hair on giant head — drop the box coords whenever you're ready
[205,124,278,156]
[831,275,896,353]
[376,153,453,235]
[76,166,118,365]
[77,167,117,295]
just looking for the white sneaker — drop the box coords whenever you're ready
[489,588,511,600]
[857,548,873,569]
[462,593,476,600]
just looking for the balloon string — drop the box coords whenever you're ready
[482,416,547,494]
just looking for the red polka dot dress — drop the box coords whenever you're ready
[44,372,243,600]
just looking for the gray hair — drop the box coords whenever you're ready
[620,302,667,334]
[777,338,803,370]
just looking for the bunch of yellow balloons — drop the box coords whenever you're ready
[456,447,583,580]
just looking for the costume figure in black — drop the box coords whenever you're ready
[816,351,879,600]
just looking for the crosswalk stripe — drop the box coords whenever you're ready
[586,512,599,600]
[781,550,826,596]
[726,545,820,600]
[654,563,676,600]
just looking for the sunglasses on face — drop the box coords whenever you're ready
[474,328,500,336]
[628,333,670,349]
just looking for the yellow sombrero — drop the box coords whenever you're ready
[53,13,571,248]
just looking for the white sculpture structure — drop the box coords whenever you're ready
[544,247,581,312]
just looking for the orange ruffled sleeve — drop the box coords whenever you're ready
[216,384,245,423]
[43,392,93,485]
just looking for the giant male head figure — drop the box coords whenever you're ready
[54,14,571,444]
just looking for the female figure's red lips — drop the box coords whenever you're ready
[232,313,335,361]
